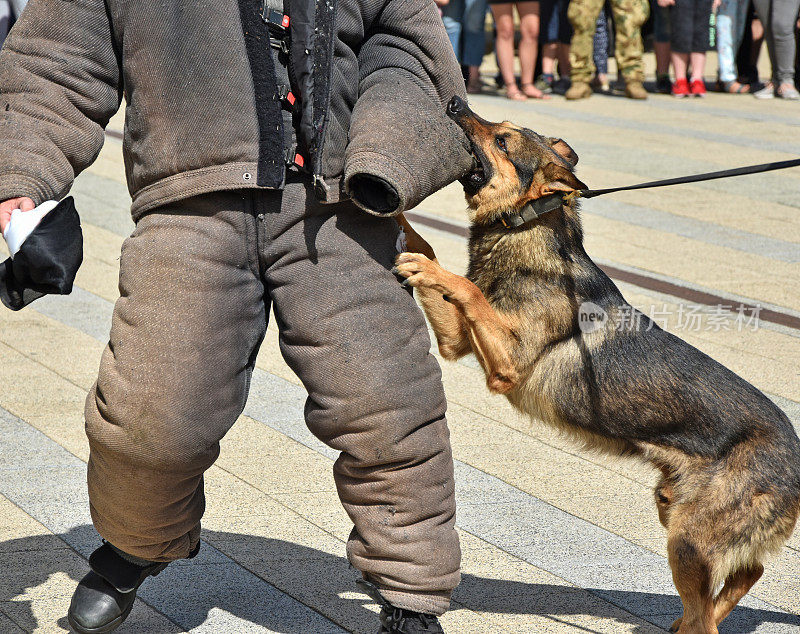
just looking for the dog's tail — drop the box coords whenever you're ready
[664,433,800,592]
[708,431,800,590]
[709,487,800,590]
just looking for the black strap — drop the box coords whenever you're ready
[496,157,800,231]
[579,157,800,199]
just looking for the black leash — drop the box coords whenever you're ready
[497,157,800,230]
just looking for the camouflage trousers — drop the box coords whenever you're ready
[568,0,650,83]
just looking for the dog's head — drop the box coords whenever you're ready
[447,96,586,224]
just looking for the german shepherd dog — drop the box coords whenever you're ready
[393,97,800,634]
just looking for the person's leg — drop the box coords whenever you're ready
[558,41,571,74]
[611,0,649,96]
[491,3,527,97]
[751,14,765,74]
[539,0,571,93]
[539,0,559,80]
[672,50,690,78]
[653,0,673,81]
[770,0,800,91]
[592,8,610,86]
[567,0,604,95]
[688,0,711,90]
[85,192,268,562]
[557,0,573,75]
[670,0,692,77]
[463,0,488,90]
[733,0,751,60]
[541,41,558,74]
[751,0,776,83]
[0,0,11,49]
[689,52,707,78]
[717,0,739,82]
[610,0,649,82]
[796,11,800,90]
[517,1,546,94]
[672,51,690,76]
[261,183,459,616]
[689,50,708,91]
[669,0,691,96]
[8,0,24,18]
[441,0,466,62]
[655,38,672,71]
[750,11,765,66]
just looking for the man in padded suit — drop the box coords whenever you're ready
[0,0,473,631]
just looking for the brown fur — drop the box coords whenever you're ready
[393,101,800,634]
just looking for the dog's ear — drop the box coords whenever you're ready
[542,162,587,194]
[548,138,578,166]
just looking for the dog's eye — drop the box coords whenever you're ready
[496,136,507,153]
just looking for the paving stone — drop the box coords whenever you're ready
[0,407,345,633]
[0,610,26,633]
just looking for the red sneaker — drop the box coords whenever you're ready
[672,78,690,98]
[690,79,707,97]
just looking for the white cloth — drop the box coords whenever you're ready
[2,200,59,256]
[395,227,407,253]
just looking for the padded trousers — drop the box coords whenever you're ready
[84,181,460,615]
[568,0,649,82]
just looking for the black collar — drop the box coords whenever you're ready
[490,156,800,231]
[494,192,573,230]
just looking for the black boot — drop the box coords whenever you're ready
[357,579,445,634]
[377,605,445,633]
[67,542,185,633]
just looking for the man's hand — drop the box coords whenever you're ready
[0,197,35,235]
[657,0,675,6]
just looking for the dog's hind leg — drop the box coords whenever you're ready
[713,564,763,627]
[668,533,718,634]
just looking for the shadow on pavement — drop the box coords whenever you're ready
[1,525,797,633]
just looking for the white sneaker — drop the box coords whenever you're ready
[753,83,775,99]
[777,85,800,100]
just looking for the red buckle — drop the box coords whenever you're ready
[265,8,290,34]
[293,153,304,168]
[278,85,297,109]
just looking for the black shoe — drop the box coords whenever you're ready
[656,74,672,94]
[378,605,444,633]
[67,542,176,633]
[357,579,445,634]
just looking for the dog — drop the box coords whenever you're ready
[393,96,800,634]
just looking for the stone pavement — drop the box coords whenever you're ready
[1,82,799,633]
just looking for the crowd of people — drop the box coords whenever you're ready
[437,0,800,100]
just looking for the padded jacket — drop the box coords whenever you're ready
[0,0,473,219]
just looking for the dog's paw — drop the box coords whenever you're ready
[669,617,682,632]
[392,252,453,295]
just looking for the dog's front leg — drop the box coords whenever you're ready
[394,252,519,394]
[394,218,471,360]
